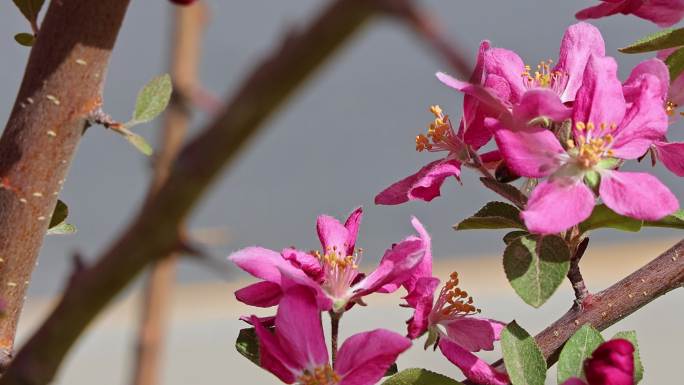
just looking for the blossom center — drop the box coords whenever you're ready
[297,364,340,385]
[415,105,462,153]
[521,59,567,95]
[433,272,480,320]
[566,121,615,169]
[313,246,362,299]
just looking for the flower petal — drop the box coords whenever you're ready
[436,72,511,123]
[442,317,506,352]
[556,22,606,103]
[494,126,565,178]
[561,378,588,385]
[573,55,625,132]
[483,47,527,103]
[623,58,669,103]
[654,141,684,176]
[585,339,635,385]
[252,315,298,383]
[229,247,289,282]
[599,170,679,220]
[522,179,596,234]
[317,213,350,254]
[275,285,329,371]
[235,281,283,307]
[438,339,509,385]
[399,217,433,294]
[633,0,684,27]
[512,89,572,123]
[575,1,631,22]
[282,248,323,281]
[611,73,668,159]
[403,277,440,339]
[344,207,363,255]
[375,159,461,205]
[335,329,412,385]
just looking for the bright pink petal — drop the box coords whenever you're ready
[438,339,509,385]
[585,339,634,385]
[335,329,412,385]
[483,47,527,103]
[522,179,596,234]
[659,48,684,104]
[575,1,633,21]
[399,217,433,294]
[344,207,363,255]
[436,72,511,124]
[317,213,350,255]
[623,58,669,103]
[611,74,668,159]
[229,247,289,282]
[375,159,461,205]
[556,22,606,102]
[512,89,572,123]
[573,55,626,132]
[654,141,684,176]
[251,315,298,383]
[599,170,679,220]
[275,285,329,370]
[235,281,283,307]
[494,127,565,178]
[404,277,439,339]
[458,41,497,150]
[282,248,323,281]
[633,0,684,27]
[240,315,275,328]
[561,378,588,385]
[442,317,506,352]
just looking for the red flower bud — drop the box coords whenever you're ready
[584,339,634,385]
[169,0,197,6]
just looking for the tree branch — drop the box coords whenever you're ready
[463,238,684,384]
[131,4,207,385]
[0,0,131,364]
[0,1,377,384]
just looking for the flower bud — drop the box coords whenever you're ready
[584,339,634,385]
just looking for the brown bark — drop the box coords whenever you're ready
[131,4,207,385]
[0,0,131,366]
[0,1,376,383]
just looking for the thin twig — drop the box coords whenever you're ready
[0,0,132,365]
[567,236,590,303]
[462,239,684,384]
[330,311,342,365]
[130,4,207,385]
[0,1,377,384]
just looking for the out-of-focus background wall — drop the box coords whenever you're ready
[0,0,682,384]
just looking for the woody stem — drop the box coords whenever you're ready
[330,311,342,364]
[567,235,590,304]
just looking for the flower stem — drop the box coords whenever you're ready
[567,236,590,304]
[329,311,342,364]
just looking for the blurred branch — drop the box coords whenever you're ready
[380,0,472,77]
[0,0,377,383]
[463,239,684,384]
[130,4,207,385]
[0,0,131,367]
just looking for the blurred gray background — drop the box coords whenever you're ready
[0,0,682,384]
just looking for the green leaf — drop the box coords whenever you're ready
[46,222,76,235]
[612,331,644,384]
[125,133,154,156]
[127,74,172,127]
[579,204,643,233]
[644,209,684,229]
[381,368,463,385]
[503,235,570,308]
[620,27,684,53]
[455,201,525,231]
[49,200,69,228]
[503,230,529,245]
[557,324,604,384]
[501,321,547,385]
[665,46,684,81]
[14,32,34,47]
[12,0,45,27]
[236,327,260,366]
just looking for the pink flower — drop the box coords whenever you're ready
[229,208,430,312]
[250,284,411,385]
[562,339,635,385]
[403,273,508,385]
[576,0,684,27]
[493,54,678,234]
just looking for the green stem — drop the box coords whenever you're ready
[329,311,342,365]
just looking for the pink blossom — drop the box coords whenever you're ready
[492,54,678,234]
[576,0,684,27]
[229,208,430,312]
[403,273,508,385]
[250,284,411,385]
[562,339,635,385]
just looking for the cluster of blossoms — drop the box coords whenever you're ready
[377,22,683,235]
[228,6,677,384]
